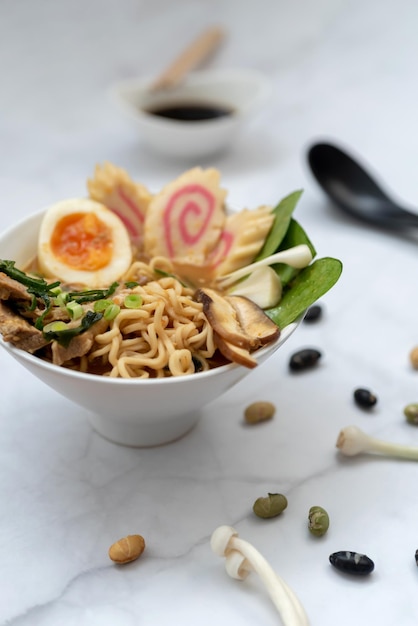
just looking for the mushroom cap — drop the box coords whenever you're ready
[196,288,280,365]
[210,525,239,556]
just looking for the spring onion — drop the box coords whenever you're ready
[94,299,114,312]
[54,291,70,308]
[104,303,121,320]
[0,260,60,294]
[67,282,119,304]
[0,260,61,329]
[42,321,68,334]
[336,425,418,461]
[124,294,143,309]
[42,311,103,347]
[66,300,83,320]
[154,268,188,287]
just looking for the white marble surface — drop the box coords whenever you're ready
[2,1,418,624]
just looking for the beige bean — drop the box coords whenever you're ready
[410,346,418,370]
[108,534,145,564]
[244,401,275,424]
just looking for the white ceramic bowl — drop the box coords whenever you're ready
[0,209,301,447]
[111,69,272,159]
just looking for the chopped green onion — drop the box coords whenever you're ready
[68,282,119,304]
[154,268,188,287]
[104,303,120,320]
[50,286,62,296]
[29,295,37,311]
[124,294,143,309]
[54,291,69,308]
[42,311,104,347]
[0,260,60,328]
[34,295,54,330]
[42,321,68,334]
[125,281,139,289]
[0,260,60,294]
[66,300,83,320]
[94,298,114,312]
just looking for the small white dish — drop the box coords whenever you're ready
[0,209,302,447]
[110,68,273,159]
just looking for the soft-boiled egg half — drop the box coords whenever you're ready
[37,198,133,287]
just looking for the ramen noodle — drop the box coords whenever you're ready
[85,271,216,378]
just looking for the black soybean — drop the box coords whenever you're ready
[415,549,418,566]
[354,388,377,409]
[303,304,323,323]
[289,348,321,371]
[329,551,374,576]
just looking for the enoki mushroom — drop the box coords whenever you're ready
[211,525,309,626]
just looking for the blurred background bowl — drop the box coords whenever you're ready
[110,68,273,159]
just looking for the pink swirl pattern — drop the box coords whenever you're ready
[206,230,234,267]
[163,184,215,257]
[109,187,145,242]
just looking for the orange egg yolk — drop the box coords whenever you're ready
[51,212,113,271]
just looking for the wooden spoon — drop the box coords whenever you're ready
[149,25,226,92]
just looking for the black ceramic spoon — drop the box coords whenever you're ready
[307,142,418,229]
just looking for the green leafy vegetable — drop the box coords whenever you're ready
[255,190,303,260]
[42,311,103,347]
[278,218,316,257]
[266,257,343,329]
[273,219,316,287]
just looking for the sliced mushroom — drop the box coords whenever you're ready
[214,332,257,369]
[195,288,254,349]
[225,295,280,346]
[196,288,280,371]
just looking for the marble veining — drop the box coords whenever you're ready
[2,0,418,624]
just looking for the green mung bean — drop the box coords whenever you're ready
[253,493,288,519]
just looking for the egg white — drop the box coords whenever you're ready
[37,198,133,287]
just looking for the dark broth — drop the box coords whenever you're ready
[146,102,234,122]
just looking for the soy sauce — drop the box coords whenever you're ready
[147,102,233,122]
